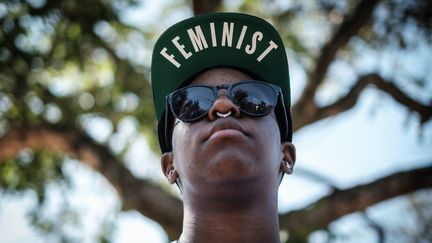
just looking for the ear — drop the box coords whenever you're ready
[281,141,296,171]
[161,152,178,184]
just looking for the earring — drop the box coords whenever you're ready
[281,160,293,175]
[168,170,177,183]
[168,170,174,179]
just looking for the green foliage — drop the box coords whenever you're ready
[0,150,72,240]
[1,0,157,241]
[0,0,158,149]
[0,150,115,242]
[0,149,64,194]
[0,1,154,131]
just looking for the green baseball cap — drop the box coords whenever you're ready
[151,12,292,152]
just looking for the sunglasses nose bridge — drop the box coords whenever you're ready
[215,84,229,96]
[215,88,228,98]
[211,84,232,103]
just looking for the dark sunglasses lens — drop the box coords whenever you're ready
[170,87,215,121]
[231,82,276,115]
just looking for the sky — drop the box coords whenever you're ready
[1,0,431,243]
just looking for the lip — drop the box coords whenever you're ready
[209,128,245,140]
[204,118,249,141]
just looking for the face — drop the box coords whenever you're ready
[162,67,295,199]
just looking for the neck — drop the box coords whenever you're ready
[178,194,281,243]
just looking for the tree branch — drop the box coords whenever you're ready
[2,125,431,241]
[279,164,432,242]
[293,73,432,130]
[294,0,381,119]
[294,167,338,189]
[362,212,385,243]
[0,125,183,240]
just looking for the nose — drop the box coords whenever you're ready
[208,90,241,120]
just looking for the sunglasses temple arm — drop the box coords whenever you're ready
[277,93,292,142]
[164,99,173,152]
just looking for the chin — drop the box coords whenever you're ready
[208,150,257,172]
[203,156,263,190]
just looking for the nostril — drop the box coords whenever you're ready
[208,96,241,120]
[216,110,232,118]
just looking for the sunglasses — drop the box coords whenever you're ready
[166,80,283,122]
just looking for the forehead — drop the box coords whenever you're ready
[190,67,253,86]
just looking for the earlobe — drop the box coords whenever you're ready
[161,152,178,184]
[280,142,296,174]
[280,160,293,175]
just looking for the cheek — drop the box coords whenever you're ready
[172,123,192,157]
[257,116,283,168]
[172,123,185,147]
[171,123,201,170]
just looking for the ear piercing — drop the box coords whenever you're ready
[168,170,175,180]
[282,160,293,175]
[216,110,232,118]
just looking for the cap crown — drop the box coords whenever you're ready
[151,12,291,121]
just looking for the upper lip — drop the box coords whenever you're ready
[204,118,249,141]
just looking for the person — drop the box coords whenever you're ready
[151,12,296,243]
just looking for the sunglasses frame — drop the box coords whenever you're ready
[166,80,282,122]
[160,80,292,152]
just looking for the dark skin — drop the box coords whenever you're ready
[161,68,296,243]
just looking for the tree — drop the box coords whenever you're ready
[1,0,431,242]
